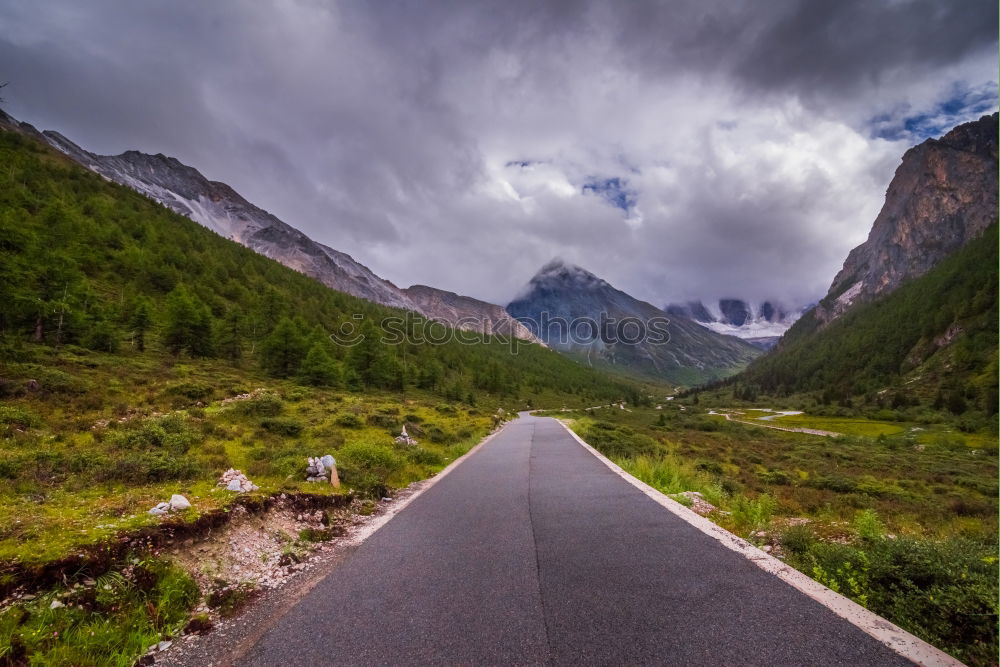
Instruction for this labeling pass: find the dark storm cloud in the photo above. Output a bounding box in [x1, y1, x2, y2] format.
[735, 0, 996, 95]
[0, 0, 995, 307]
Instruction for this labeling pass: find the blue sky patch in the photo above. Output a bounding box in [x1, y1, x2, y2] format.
[871, 83, 998, 142]
[582, 177, 637, 215]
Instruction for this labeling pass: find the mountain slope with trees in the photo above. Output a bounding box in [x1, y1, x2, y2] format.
[0, 124, 642, 404]
[719, 224, 997, 425]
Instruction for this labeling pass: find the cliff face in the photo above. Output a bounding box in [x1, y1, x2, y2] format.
[816, 113, 998, 323]
[402, 285, 542, 344]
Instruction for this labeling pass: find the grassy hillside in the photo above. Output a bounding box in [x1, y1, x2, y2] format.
[700, 224, 998, 429]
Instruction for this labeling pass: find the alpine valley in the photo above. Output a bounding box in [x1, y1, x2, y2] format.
[0, 79, 996, 667]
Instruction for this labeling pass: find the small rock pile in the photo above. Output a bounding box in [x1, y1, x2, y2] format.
[220, 388, 269, 405]
[149, 494, 192, 516]
[394, 425, 417, 446]
[675, 491, 717, 516]
[218, 469, 259, 492]
[305, 455, 336, 482]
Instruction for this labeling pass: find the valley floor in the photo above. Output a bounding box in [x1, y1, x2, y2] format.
[168, 414, 922, 666]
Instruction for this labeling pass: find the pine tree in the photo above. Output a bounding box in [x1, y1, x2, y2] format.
[348, 320, 401, 389]
[85, 316, 119, 353]
[260, 316, 308, 377]
[216, 309, 244, 365]
[130, 298, 152, 351]
[299, 341, 341, 387]
[163, 287, 214, 357]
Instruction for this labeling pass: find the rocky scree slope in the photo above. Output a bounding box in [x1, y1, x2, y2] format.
[403, 284, 542, 344]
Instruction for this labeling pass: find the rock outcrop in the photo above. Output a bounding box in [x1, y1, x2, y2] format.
[815, 112, 998, 323]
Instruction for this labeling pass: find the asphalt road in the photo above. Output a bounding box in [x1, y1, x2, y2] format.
[242, 414, 912, 666]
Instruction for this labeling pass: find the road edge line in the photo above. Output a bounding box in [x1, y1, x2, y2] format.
[554, 419, 963, 667]
[341, 418, 511, 542]
[200, 421, 512, 667]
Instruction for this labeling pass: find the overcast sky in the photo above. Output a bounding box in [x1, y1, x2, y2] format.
[1, 1, 996, 307]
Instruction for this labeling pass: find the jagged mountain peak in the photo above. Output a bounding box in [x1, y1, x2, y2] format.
[664, 298, 806, 349]
[931, 112, 998, 158]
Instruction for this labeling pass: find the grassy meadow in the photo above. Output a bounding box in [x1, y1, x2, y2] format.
[0, 342, 538, 665]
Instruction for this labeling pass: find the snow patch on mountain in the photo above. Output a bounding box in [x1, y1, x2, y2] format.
[665, 299, 807, 349]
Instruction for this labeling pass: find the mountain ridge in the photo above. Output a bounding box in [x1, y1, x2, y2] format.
[402, 284, 542, 344]
[713, 114, 999, 412]
[0, 110, 538, 343]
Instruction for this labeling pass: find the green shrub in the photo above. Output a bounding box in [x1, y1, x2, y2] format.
[853, 509, 885, 541]
[95, 451, 204, 484]
[335, 414, 363, 428]
[758, 468, 793, 485]
[406, 447, 444, 466]
[580, 421, 660, 458]
[166, 381, 214, 400]
[107, 414, 201, 454]
[729, 494, 776, 536]
[367, 413, 400, 428]
[338, 440, 404, 497]
[285, 387, 308, 402]
[230, 394, 284, 417]
[12, 365, 90, 395]
[298, 528, 336, 542]
[0, 406, 40, 430]
[809, 475, 857, 493]
[259, 417, 304, 437]
[798, 537, 998, 665]
[780, 523, 816, 555]
[426, 425, 456, 444]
